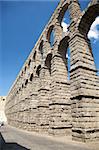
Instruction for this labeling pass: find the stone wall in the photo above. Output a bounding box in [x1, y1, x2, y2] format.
[5, 0, 99, 142]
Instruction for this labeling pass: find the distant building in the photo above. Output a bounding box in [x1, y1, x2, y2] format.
[0, 96, 7, 123]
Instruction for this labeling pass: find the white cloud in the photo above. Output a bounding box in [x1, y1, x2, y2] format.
[61, 22, 69, 33]
[88, 16, 99, 40]
[66, 53, 68, 58]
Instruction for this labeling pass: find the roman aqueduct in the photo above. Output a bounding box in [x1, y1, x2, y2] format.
[5, 0, 99, 142]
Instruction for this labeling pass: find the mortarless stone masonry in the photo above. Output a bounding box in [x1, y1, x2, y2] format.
[5, 0, 99, 142]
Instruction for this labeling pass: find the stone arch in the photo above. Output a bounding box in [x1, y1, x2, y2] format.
[57, 2, 70, 25]
[45, 53, 52, 75]
[33, 51, 37, 61]
[22, 84, 24, 88]
[58, 36, 69, 57]
[36, 65, 41, 77]
[19, 87, 21, 91]
[30, 73, 33, 81]
[25, 79, 28, 86]
[16, 90, 18, 94]
[46, 25, 55, 46]
[78, 3, 99, 36]
[28, 59, 31, 67]
[77, 2, 99, 73]
[24, 66, 27, 72]
[58, 36, 70, 79]
[39, 40, 44, 59]
[21, 71, 24, 76]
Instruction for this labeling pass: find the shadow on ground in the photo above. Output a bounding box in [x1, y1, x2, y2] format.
[0, 132, 30, 150]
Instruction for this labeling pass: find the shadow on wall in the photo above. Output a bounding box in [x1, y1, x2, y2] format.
[0, 132, 30, 150]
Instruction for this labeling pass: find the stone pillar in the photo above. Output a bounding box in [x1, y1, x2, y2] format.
[37, 65, 51, 134]
[69, 29, 99, 142]
[54, 22, 63, 44]
[49, 47, 71, 135]
[18, 80, 25, 129]
[69, 0, 81, 21]
[29, 76, 40, 132]
[68, 0, 99, 141]
[20, 80, 31, 130]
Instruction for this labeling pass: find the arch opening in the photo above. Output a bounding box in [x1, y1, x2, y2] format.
[58, 3, 69, 24]
[87, 16, 99, 76]
[21, 71, 23, 76]
[79, 5, 99, 76]
[30, 73, 33, 81]
[58, 3, 70, 35]
[36, 65, 41, 77]
[25, 79, 28, 86]
[47, 25, 54, 47]
[45, 53, 52, 75]
[79, 4, 99, 36]
[24, 66, 27, 72]
[39, 40, 44, 59]
[33, 51, 36, 61]
[28, 59, 31, 67]
[78, 2, 99, 75]
[66, 48, 70, 80]
[58, 36, 70, 80]
[19, 88, 21, 91]
[22, 84, 24, 88]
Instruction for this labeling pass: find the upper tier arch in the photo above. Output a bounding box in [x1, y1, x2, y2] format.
[78, 0, 99, 36]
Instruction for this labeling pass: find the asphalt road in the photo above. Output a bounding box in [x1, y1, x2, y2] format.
[0, 125, 97, 150]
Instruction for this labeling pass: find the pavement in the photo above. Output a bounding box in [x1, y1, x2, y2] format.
[0, 125, 99, 150]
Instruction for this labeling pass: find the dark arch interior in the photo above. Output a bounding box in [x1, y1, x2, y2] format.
[22, 84, 24, 88]
[36, 65, 41, 77]
[19, 88, 21, 91]
[39, 40, 43, 58]
[78, 4, 99, 75]
[30, 73, 33, 81]
[21, 71, 23, 76]
[58, 36, 70, 80]
[47, 25, 54, 47]
[45, 53, 52, 75]
[28, 59, 31, 66]
[58, 3, 69, 25]
[25, 79, 28, 86]
[33, 51, 36, 61]
[16, 91, 18, 94]
[79, 5, 99, 36]
[24, 66, 27, 72]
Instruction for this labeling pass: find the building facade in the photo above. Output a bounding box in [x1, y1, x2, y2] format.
[5, 0, 99, 142]
[0, 96, 7, 123]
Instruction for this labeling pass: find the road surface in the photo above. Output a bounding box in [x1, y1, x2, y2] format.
[0, 125, 98, 150]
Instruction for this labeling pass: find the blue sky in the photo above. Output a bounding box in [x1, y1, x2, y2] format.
[0, 0, 99, 96]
